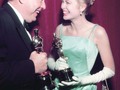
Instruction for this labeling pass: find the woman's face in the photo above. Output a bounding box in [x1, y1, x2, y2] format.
[61, 0, 82, 20]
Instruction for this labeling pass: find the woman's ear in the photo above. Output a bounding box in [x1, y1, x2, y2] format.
[80, 2, 87, 13]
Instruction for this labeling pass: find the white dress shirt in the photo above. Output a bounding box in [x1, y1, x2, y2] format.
[8, 2, 32, 40]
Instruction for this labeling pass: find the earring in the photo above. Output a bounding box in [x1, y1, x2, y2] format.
[80, 11, 83, 16]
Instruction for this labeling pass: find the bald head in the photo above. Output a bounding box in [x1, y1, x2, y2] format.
[8, 0, 46, 23]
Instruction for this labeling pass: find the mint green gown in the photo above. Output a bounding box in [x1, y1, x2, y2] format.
[54, 24, 98, 90]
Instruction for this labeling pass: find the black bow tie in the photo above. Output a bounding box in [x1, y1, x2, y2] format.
[23, 21, 30, 30]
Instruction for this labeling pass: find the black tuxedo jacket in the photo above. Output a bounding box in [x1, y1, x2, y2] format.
[0, 3, 43, 90]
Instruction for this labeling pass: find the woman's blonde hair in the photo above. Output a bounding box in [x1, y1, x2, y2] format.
[79, 0, 95, 15]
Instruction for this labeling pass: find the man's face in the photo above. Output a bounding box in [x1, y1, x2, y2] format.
[22, 0, 46, 23]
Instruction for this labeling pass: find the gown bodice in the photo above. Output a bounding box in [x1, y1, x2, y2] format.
[54, 24, 99, 90]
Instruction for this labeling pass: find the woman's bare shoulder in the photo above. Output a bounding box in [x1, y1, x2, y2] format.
[94, 25, 109, 45]
[55, 24, 69, 37]
[94, 25, 108, 38]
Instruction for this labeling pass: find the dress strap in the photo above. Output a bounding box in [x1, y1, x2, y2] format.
[88, 24, 98, 39]
[59, 24, 63, 38]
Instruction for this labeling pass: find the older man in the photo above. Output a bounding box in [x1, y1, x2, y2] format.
[0, 0, 47, 90]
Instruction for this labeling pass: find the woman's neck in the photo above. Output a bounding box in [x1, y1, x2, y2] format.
[70, 16, 89, 31]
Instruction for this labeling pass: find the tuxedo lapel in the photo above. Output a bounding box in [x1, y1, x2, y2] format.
[3, 3, 32, 52]
[17, 24, 33, 52]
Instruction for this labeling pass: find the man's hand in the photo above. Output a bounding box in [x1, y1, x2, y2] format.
[30, 51, 47, 73]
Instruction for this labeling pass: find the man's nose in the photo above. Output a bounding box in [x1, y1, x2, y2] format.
[41, 1, 46, 10]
